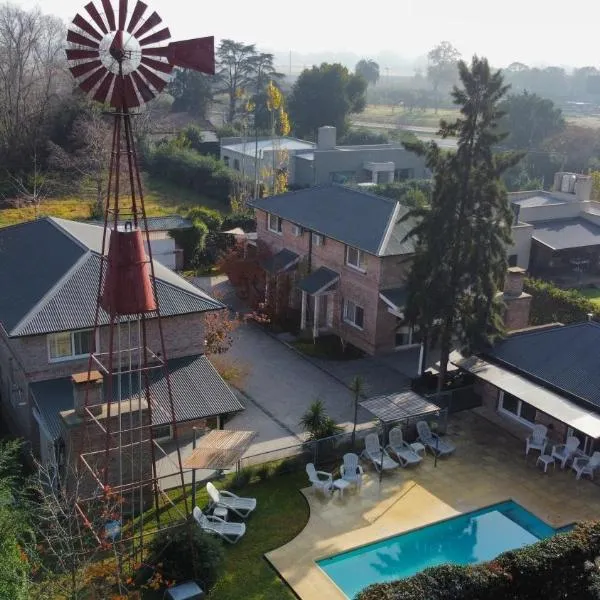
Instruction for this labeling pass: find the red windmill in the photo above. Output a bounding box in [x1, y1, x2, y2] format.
[64, 0, 214, 568]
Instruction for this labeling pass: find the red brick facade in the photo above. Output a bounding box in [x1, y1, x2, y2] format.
[255, 208, 412, 355]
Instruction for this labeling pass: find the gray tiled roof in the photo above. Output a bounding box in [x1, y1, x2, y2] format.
[31, 354, 244, 440]
[0, 218, 223, 337]
[298, 267, 339, 295]
[532, 218, 600, 251]
[250, 185, 414, 256]
[485, 322, 600, 410]
[260, 249, 299, 274]
[90, 215, 192, 231]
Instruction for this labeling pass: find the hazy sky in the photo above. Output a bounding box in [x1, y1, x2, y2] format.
[15, 0, 600, 70]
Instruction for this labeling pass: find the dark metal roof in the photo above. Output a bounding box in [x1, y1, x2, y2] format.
[485, 322, 600, 411]
[31, 354, 244, 441]
[380, 287, 408, 310]
[360, 391, 441, 424]
[532, 218, 600, 250]
[297, 267, 339, 295]
[13, 254, 221, 336]
[1, 218, 223, 337]
[250, 185, 413, 256]
[260, 249, 299, 274]
[90, 215, 193, 231]
[0, 219, 85, 333]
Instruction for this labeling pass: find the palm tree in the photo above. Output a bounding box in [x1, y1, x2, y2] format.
[300, 400, 343, 441]
[355, 59, 380, 86]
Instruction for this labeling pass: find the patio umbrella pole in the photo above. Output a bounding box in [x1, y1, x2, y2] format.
[380, 420, 385, 484]
[191, 427, 198, 509]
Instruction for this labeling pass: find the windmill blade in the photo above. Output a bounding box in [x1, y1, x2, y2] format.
[118, 0, 128, 31]
[85, 2, 108, 34]
[70, 59, 103, 78]
[133, 10, 161, 39]
[72, 14, 103, 41]
[66, 48, 100, 60]
[80, 66, 107, 92]
[138, 64, 169, 93]
[131, 71, 155, 103]
[67, 30, 100, 49]
[94, 72, 115, 103]
[101, 0, 117, 30]
[126, 0, 147, 33]
[163, 36, 215, 74]
[138, 27, 170, 47]
[140, 56, 172, 74]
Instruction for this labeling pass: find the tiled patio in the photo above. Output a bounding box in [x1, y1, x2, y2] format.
[266, 410, 600, 600]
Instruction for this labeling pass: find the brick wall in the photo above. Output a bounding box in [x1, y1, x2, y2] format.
[502, 294, 533, 330]
[255, 208, 411, 354]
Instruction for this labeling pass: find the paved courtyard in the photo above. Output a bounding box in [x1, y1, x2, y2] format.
[267, 410, 600, 600]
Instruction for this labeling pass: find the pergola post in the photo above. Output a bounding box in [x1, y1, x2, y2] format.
[313, 294, 320, 339]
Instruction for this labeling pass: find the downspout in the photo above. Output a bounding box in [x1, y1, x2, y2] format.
[307, 229, 313, 274]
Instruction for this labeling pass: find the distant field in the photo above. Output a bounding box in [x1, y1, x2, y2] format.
[354, 104, 600, 130]
[0, 175, 225, 228]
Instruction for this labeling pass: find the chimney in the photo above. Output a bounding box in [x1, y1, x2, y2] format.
[317, 126, 336, 150]
[504, 266, 526, 297]
[501, 267, 532, 331]
[575, 175, 593, 202]
[71, 371, 104, 417]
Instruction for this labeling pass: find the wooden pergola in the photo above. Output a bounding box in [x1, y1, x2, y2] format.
[183, 430, 257, 471]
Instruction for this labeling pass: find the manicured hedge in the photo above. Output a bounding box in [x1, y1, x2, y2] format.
[146, 145, 240, 204]
[524, 277, 597, 325]
[356, 521, 600, 600]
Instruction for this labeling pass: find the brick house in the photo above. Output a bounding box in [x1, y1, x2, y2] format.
[249, 185, 418, 355]
[0, 217, 243, 464]
[453, 271, 600, 457]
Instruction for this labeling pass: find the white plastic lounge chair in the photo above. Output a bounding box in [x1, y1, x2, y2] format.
[362, 433, 399, 472]
[571, 451, 600, 480]
[306, 463, 333, 495]
[206, 482, 257, 519]
[416, 421, 455, 457]
[386, 426, 423, 467]
[193, 506, 246, 544]
[340, 453, 363, 489]
[525, 424, 548, 456]
[551, 436, 580, 469]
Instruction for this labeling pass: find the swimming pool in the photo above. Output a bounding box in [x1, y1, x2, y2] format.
[318, 501, 564, 599]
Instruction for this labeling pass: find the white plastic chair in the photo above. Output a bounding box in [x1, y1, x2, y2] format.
[416, 421, 455, 457]
[362, 433, 399, 472]
[386, 426, 423, 467]
[305, 463, 333, 495]
[571, 451, 600, 480]
[340, 453, 363, 489]
[193, 506, 246, 544]
[551, 436, 580, 469]
[525, 424, 548, 457]
[206, 482, 257, 518]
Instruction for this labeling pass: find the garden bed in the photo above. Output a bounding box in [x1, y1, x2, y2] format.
[293, 334, 364, 361]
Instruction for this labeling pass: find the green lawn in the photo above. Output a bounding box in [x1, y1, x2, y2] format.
[576, 287, 600, 306]
[142, 470, 310, 600]
[0, 173, 228, 228]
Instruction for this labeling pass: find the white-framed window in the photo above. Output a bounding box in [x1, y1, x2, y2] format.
[292, 224, 303, 237]
[153, 424, 173, 442]
[343, 299, 364, 329]
[346, 246, 366, 271]
[48, 329, 95, 362]
[267, 213, 282, 234]
[312, 233, 324, 246]
[498, 390, 536, 425]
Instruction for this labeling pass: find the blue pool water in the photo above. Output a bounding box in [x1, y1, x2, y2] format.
[318, 501, 563, 599]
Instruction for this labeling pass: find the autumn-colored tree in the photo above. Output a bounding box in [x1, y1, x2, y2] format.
[204, 302, 243, 356]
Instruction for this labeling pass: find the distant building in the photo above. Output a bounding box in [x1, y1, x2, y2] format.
[220, 126, 429, 189]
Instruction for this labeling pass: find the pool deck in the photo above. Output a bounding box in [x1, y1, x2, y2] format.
[266, 411, 600, 600]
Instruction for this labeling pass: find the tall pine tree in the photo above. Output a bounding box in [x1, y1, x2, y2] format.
[403, 56, 523, 393]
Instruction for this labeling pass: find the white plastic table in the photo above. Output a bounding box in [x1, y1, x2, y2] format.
[213, 506, 229, 520]
[333, 478, 352, 498]
[410, 442, 426, 457]
[537, 454, 556, 473]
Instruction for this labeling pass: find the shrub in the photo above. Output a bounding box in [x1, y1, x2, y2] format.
[147, 525, 224, 592]
[524, 277, 597, 325]
[209, 355, 250, 387]
[357, 522, 600, 600]
[273, 458, 300, 476]
[256, 464, 271, 482]
[300, 400, 344, 441]
[229, 467, 253, 490]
